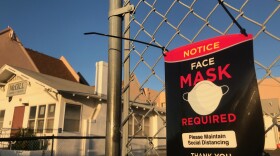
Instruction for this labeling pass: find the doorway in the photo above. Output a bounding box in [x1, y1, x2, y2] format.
[11, 106, 25, 136]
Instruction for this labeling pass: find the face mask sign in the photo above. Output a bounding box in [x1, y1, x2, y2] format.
[182, 80, 229, 115]
[164, 34, 265, 156]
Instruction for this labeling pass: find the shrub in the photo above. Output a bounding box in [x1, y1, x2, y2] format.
[9, 128, 47, 150]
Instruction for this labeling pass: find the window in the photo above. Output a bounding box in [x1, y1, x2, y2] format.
[128, 114, 150, 136]
[64, 104, 81, 132]
[161, 102, 166, 108]
[143, 116, 150, 136]
[134, 115, 142, 136]
[28, 106, 37, 130]
[46, 104, 55, 133]
[0, 110, 5, 129]
[37, 105, 46, 133]
[28, 104, 56, 133]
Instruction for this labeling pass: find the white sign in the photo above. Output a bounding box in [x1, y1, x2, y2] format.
[182, 130, 237, 148]
[6, 81, 28, 97]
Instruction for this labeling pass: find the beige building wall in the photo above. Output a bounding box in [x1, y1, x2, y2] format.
[258, 77, 280, 149]
[258, 78, 280, 99]
[0, 75, 59, 136]
[0, 65, 102, 155]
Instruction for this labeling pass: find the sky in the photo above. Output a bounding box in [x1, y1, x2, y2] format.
[1, 0, 280, 89]
[1, 0, 109, 85]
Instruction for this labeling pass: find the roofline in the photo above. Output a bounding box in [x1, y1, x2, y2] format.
[60, 56, 80, 82]
[58, 90, 105, 101]
[21, 46, 40, 73]
[1, 27, 40, 72]
[1, 64, 57, 92]
[0, 27, 11, 35]
[0, 64, 104, 101]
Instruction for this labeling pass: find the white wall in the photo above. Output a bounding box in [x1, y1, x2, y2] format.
[95, 61, 108, 96]
[0, 76, 58, 132]
[86, 102, 107, 156]
[55, 95, 102, 156]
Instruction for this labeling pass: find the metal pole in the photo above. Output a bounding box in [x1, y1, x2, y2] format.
[121, 2, 130, 155]
[51, 134, 54, 156]
[105, 0, 123, 156]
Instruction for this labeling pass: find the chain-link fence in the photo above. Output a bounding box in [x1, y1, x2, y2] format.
[0, 129, 52, 156]
[0, 128, 106, 156]
[119, 0, 280, 155]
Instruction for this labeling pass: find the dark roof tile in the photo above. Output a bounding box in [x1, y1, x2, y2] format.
[26, 48, 77, 82]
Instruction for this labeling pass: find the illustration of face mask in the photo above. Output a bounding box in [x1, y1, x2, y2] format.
[182, 80, 229, 115]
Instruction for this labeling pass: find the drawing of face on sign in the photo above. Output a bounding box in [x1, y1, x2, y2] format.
[182, 80, 229, 115]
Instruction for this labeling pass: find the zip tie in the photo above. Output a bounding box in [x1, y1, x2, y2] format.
[218, 0, 248, 36]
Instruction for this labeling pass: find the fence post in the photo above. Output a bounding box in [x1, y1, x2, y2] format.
[121, 1, 130, 155]
[51, 134, 54, 156]
[105, 0, 123, 156]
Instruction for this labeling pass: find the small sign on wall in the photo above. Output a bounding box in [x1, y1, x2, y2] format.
[6, 81, 28, 97]
[164, 34, 265, 156]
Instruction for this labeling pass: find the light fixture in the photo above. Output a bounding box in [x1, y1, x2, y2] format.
[22, 103, 29, 106]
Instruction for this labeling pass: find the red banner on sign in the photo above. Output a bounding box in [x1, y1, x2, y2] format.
[165, 34, 253, 63]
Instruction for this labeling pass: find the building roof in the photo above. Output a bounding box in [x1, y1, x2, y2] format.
[0, 64, 99, 99]
[26, 48, 77, 82]
[0, 27, 38, 72]
[127, 74, 166, 113]
[0, 27, 88, 85]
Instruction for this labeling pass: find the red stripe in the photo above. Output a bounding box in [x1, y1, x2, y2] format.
[164, 34, 253, 63]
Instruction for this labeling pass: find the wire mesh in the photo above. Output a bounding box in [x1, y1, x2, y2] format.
[121, 0, 280, 155]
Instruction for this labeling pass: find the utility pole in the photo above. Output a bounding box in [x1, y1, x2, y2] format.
[105, 0, 122, 155]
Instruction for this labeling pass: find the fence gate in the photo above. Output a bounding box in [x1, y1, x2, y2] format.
[114, 0, 280, 155]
